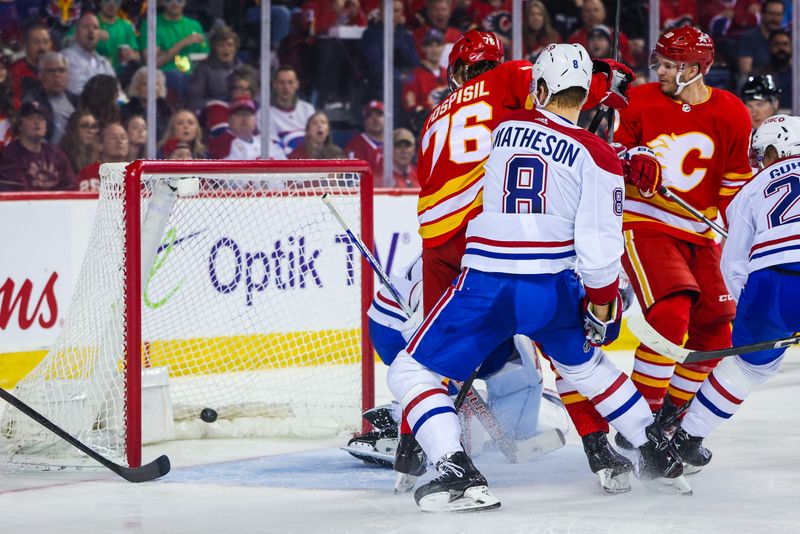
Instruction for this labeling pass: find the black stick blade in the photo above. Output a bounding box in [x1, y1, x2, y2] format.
[114, 455, 171, 483]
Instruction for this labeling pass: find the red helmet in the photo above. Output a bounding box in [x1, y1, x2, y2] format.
[447, 30, 504, 89]
[653, 27, 714, 75]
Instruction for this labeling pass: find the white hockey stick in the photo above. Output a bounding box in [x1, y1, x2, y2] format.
[627, 315, 800, 364]
[321, 194, 519, 462]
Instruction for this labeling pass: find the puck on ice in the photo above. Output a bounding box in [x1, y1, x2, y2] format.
[200, 408, 218, 423]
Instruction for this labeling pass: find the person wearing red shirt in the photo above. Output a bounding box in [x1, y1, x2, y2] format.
[567, 0, 633, 66]
[614, 28, 752, 447]
[9, 23, 52, 110]
[345, 100, 385, 184]
[391, 128, 418, 188]
[403, 29, 447, 115]
[412, 0, 461, 59]
[76, 122, 129, 192]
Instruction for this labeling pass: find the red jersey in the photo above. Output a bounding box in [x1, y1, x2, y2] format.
[9, 58, 36, 110]
[76, 161, 102, 192]
[416, 59, 533, 248]
[403, 64, 448, 112]
[616, 82, 752, 245]
[345, 133, 383, 184]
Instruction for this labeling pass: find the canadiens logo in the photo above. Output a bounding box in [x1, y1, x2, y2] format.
[534, 117, 548, 124]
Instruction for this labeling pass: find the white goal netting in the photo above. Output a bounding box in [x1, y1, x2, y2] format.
[0, 162, 370, 466]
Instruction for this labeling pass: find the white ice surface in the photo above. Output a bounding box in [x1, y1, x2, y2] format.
[1, 350, 799, 534]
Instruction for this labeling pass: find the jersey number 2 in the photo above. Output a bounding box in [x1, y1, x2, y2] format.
[766, 175, 800, 228]
[503, 155, 548, 214]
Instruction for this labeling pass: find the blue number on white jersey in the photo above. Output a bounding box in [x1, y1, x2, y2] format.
[502, 155, 548, 214]
[766, 175, 800, 228]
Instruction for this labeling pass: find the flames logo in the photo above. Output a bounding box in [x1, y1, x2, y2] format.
[648, 132, 715, 191]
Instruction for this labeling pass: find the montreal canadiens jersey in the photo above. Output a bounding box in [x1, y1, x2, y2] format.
[366, 255, 423, 336]
[416, 59, 534, 248]
[721, 155, 800, 301]
[462, 108, 625, 297]
[616, 83, 752, 245]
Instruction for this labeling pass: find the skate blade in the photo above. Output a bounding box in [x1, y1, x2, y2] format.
[642, 475, 693, 496]
[340, 446, 394, 467]
[515, 429, 566, 463]
[597, 468, 631, 495]
[682, 463, 704, 476]
[418, 486, 501, 513]
[394, 472, 417, 493]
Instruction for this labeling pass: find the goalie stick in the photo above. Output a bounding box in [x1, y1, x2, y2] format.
[0, 386, 170, 482]
[627, 315, 800, 364]
[321, 194, 520, 463]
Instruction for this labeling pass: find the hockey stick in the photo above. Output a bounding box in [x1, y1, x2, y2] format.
[321, 195, 519, 462]
[627, 314, 800, 364]
[0, 386, 170, 482]
[658, 185, 728, 238]
[588, 0, 622, 138]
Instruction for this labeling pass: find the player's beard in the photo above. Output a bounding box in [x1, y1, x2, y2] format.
[658, 78, 678, 96]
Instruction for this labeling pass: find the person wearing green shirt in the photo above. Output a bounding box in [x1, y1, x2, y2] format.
[63, 0, 140, 73]
[139, 0, 208, 74]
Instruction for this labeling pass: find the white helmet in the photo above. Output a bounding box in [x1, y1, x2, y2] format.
[531, 43, 592, 108]
[751, 114, 800, 168]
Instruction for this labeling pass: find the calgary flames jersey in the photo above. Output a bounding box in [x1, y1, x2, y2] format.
[616, 82, 752, 245]
[416, 59, 534, 248]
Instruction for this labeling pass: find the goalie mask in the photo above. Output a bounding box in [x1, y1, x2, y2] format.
[751, 114, 800, 168]
[530, 43, 592, 108]
[649, 27, 714, 96]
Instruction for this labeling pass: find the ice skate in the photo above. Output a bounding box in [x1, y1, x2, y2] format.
[414, 451, 500, 512]
[393, 434, 427, 493]
[582, 431, 634, 494]
[671, 427, 712, 474]
[636, 423, 692, 495]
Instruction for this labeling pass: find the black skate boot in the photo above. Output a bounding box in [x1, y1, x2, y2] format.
[582, 432, 634, 494]
[636, 422, 692, 495]
[671, 427, 712, 474]
[342, 404, 399, 467]
[393, 433, 427, 493]
[614, 431, 635, 450]
[413, 451, 500, 512]
[362, 403, 399, 432]
[654, 397, 681, 437]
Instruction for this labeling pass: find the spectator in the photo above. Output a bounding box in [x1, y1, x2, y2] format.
[403, 29, 447, 123]
[586, 25, 612, 60]
[523, 0, 562, 60]
[660, 0, 698, 29]
[62, 12, 116, 96]
[186, 25, 244, 112]
[270, 66, 315, 157]
[0, 85, 14, 150]
[224, 97, 261, 160]
[159, 109, 205, 159]
[391, 127, 418, 188]
[468, 0, 512, 51]
[358, 0, 419, 117]
[76, 122, 129, 192]
[0, 101, 75, 192]
[753, 29, 793, 110]
[139, 0, 209, 99]
[567, 0, 633, 66]
[80, 74, 121, 127]
[229, 65, 260, 102]
[737, 0, 786, 79]
[125, 114, 147, 160]
[9, 23, 53, 109]
[702, 0, 761, 39]
[60, 109, 100, 174]
[163, 138, 194, 160]
[345, 100, 384, 184]
[121, 66, 173, 141]
[22, 52, 79, 144]
[740, 74, 781, 131]
[289, 111, 344, 159]
[412, 0, 461, 62]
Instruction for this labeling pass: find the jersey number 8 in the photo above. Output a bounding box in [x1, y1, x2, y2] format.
[503, 155, 548, 214]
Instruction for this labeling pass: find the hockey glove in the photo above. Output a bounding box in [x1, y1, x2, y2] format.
[582, 293, 623, 348]
[583, 59, 635, 111]
[614, 145, 662, 198]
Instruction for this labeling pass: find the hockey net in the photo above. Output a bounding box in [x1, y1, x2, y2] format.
[0, 160, 374, 468]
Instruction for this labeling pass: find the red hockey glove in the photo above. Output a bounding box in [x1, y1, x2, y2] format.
[583, 59, 635, 111]
[582, 292, 623, 348]
[614, 145, 662, 198]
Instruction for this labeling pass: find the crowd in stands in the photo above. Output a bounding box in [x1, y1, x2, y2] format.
[0, 0, 794, 192]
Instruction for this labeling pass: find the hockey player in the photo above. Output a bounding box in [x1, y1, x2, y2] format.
[741, 74, 782, 132]
[614, 27, 753, 445]
[388, 43, 689, 512]
[411, 28, 641, 494]
[670, 114, 800, 469]
[343, 256, 567, 469]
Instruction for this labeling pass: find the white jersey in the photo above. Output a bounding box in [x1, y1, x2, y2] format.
[366, 255, 422, 337]
[462, 108, 625, 293]
[721, 155, 800, 301]
[268, 99, 316, 157]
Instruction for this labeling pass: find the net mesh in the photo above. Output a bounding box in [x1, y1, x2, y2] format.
[0, 162, 366, 465]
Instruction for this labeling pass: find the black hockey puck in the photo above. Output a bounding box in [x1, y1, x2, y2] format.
[200, 408, 218, 423]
